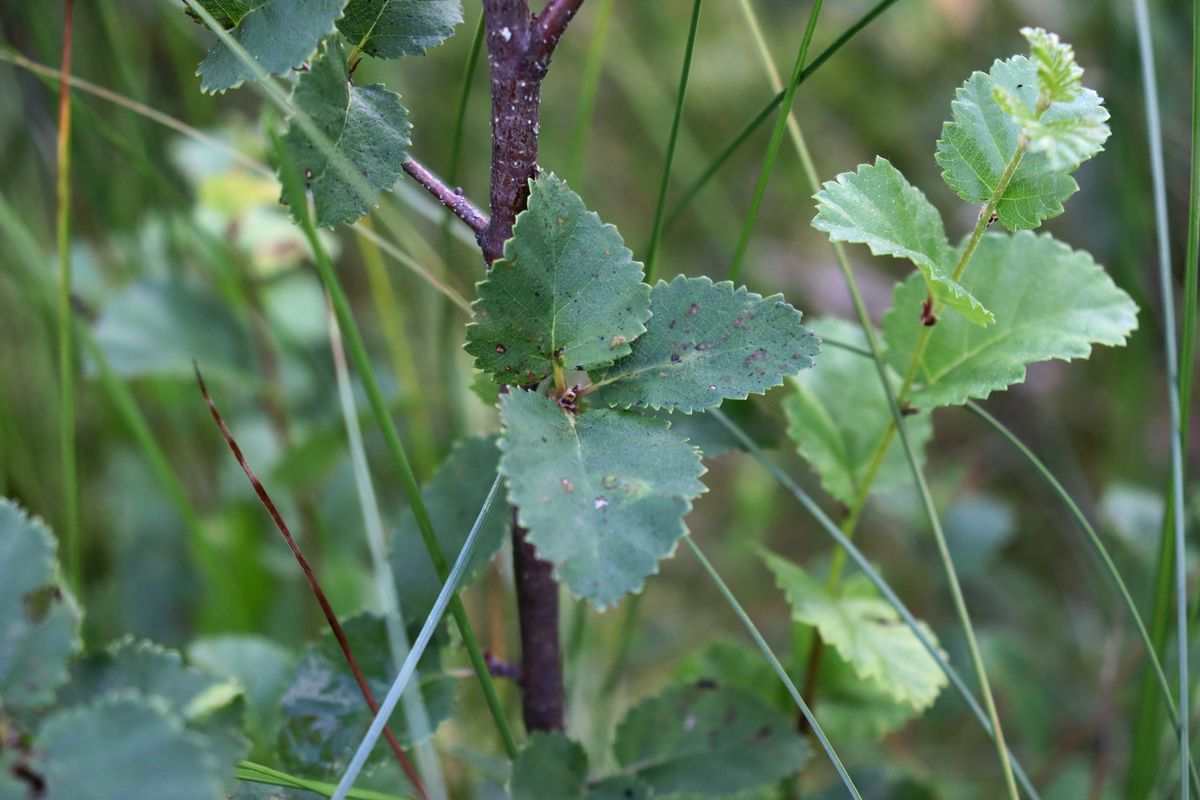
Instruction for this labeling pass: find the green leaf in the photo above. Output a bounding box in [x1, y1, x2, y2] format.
[613, 682, 810, 796]
[595, 276, 819, 413]
[510, 733, 588, 800]
[1020, 27, 1083, 103]
[783, 318, 932, 506]
[0, 499, 81, 714]
[281, 37, 412, 228]
[499, 390, 706, 610]
[390, 435, 509, 624]
[187, 1, 271, 28]
[58, 637, 249, 781]
[36, 693, 226, 800]
[189, 635, 298, 753]
[278, 614, 456, 776]
[883, 232, 1138, 409]
[936, 55, 1107, 230]
[812, 158, 992, 326]
[640, 398, 780, 461]
[466, 174, 651, 385]
[338, 0, 463, 59]
[196, 0, 345, 94]
[585, 777, 654, 800]
[763, 552, 946, 711]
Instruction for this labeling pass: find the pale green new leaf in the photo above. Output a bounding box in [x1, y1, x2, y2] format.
[596, 276, 819, 412]
[0, 499, 81, 714]
[195, 0, 345, 94]
[510, 733, 588, 800]
[883, 232, 1138, 409]
[467, 174, 651, 385]
[783, 318, 932, 506]
[613, 682, 810, 796]
[390, 435, 509, 624]
[278, 614, 456, 775]
[37, 693, 226, 800]
[812, 157, 992, 326]
[1022, 27, 1083, 103]
[282, 38, 412, 228]
[936, 56, 1107, 230]
[763, 552, 947, 711]
[499, 390, 706, 609]
[339, 0, 463, 59]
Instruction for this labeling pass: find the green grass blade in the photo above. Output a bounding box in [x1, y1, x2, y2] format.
[711, 409, 1041, 800]
[728, 0, 823, 283]
[683, 536, 863, 799]
[1131, 2, 1191, 795]
[237, 760, 414, 800]
[328, 308, 449, 800]
[644, 0, 703, 282]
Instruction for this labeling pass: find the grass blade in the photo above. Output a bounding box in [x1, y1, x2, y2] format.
[237, 760, 413, 800]
[644, 0, 703, 282]
[330, 475, 505, 800]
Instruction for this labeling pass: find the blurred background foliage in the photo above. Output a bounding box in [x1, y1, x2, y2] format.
[0, 0, 1197, 797]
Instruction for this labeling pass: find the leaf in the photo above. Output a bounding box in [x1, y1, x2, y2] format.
[0, 499, 81, 714]
[58, 637, 250, 780]
[281, 38, 412, 228]
[613, 682, 810, 796]
[338, 0, 463, 59]
[640, 398, 781, 461]
[585, 777, 654, 800]
[882, 232, 1138, 409]
[783, 318, 932, 506]
[195, 0, 345, 94]
[390, 435, 510, 624]
[466, 174, 651, 385]
[278, 614, 456, 776]
[596, 276, 819, 413]
[498, 390, 706, 610]
[812, 158, 992, 326]
[763, 552, 946, 711]
[1020, 27, 1083, 103]
[936, 55, 1107, 230]
[36, 693, 226, 800]
[510, 732, 588, 800]
[189, 635, 298, 753]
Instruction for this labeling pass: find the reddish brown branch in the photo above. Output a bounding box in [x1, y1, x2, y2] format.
[402, 157, 489, 239]
[533, 0, 586, 58]
[193, 364, 429, 800]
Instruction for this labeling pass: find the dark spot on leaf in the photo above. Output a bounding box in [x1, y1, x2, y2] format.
[743, 348, 767, 369]
[669, 319, 677, 329]
[687, 303, 700, 317]
[496, 344, 507, 354]
[756, 724, 773, 740]
[670, 354, 681, 363]
[696, 678, 719, 690]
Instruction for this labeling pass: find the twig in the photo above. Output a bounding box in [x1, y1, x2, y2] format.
[193, 363, 429, 800]
[402, 157, 488, 238]
[533, 0, 586, 58]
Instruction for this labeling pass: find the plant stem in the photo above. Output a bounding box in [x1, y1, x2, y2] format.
[512, 515, 565, 731]
[644, 0, 703, 282]
[728, 0, 823, 284]
[55, 0, 79, 591]
[402, 158, 489, 237]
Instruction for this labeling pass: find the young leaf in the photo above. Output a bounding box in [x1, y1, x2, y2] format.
[612, 682, 810, 796]
[498, 390, 706, 610]
[812, 157, 992, 326]
[36, 693, 226, 800]
[936, 54, 1108, 230]
[278, 614, 456, 775]
[883, 232, 1138, 409]
[281, 38, 412, 228]
[763, 552, 947, 711]
[783, 318, 932, 506]
[195, 0, 345, 94]
[0, 498, 81, 714]
[338, 0, 463, 59]
[595, 276, 819, 413]
[1021, 26, 1083, 104]
[390, 435, 510, 624]
[466, 174, 651, 386]
[510, 732, 588, 800]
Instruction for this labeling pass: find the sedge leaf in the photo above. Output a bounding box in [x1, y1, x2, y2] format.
[613, 682, 810, 796]
[510, 732, 588, 800]
[783, 318, 932, 506]
[499, 390, 706, 610]
[338, 0, 463, 59]
[466, 174, 651, 385]
[812, 157, 992, 326]
[764, 552, 947, 712]
[195, 0, 345, 94]
[595, 275, 819, 412]
[0, 499, 81, 714]
[281, 38, 412, 228]
[883, 232, 1138, 409]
